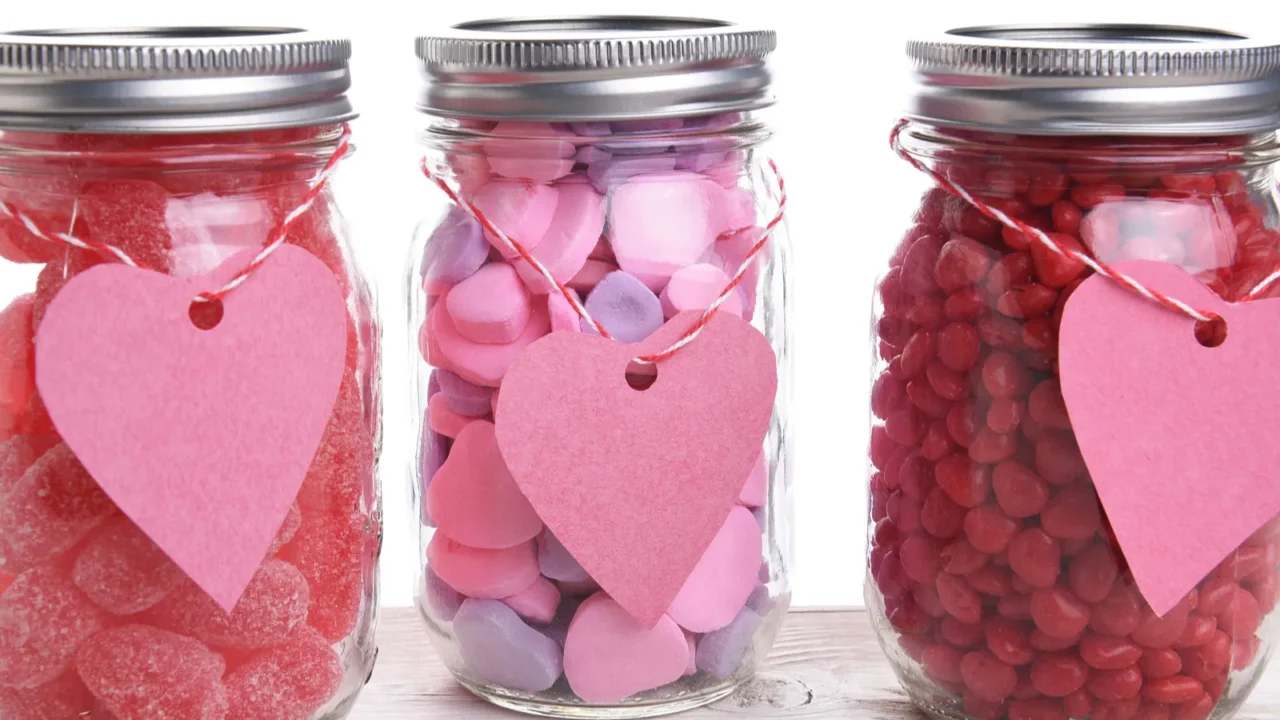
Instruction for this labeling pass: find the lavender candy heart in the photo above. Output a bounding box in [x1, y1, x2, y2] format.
[575, 145, 612, 165]
[454, 599, 564, 692]
[696, 606, 763, 680]
[745, 584, 774, 615]
[436, 369, 495, 418]
[582, 271, 664, 343]
[423, 206, 489, 291]
[424, 566, 465, 621]
[419, 424, 448, 528]
[587, 157, 678, 194]
[538, 530, 590, 583]
[428, 370, 443, 398]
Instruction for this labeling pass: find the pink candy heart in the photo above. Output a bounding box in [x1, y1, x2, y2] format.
[1060, 260, 1280, 615]
[35, 246, 347, 610]
[563, 593, 688, 703]
[496, 311, 776, 626]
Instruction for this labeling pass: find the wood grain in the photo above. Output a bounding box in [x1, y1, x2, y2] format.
[350, 608, 1280, 719]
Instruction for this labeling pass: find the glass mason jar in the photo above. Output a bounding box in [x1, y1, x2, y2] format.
[409, 17, 792, 719]
[869, 26, 1280, 720]
[0, 30, 379, 718]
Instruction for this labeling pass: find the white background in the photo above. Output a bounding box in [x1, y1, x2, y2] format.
[0, 2, 1256, 608]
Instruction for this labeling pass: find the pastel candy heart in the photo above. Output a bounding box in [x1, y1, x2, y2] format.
[695, 606, 763, 680]
[538, 530, 590, 583]
[34, 246, 347, 610]
[423, 566, 465, 622]
[436, 369, 495, 417]
[659, 263, 744, 320]
[667, 506, 763, 633]
[512, 183, 606, 293]
[563, 593, 688, 703]
[707, 186, 757, 237]
[427, 421, 542, 550]
[569, 122, 612, 137]
[446, 263, 533, 345]
[704, 227, 767, 321]
[429, 300, 551, 388]
[423, 206, 489, 294]
[428, 400, 482, 439]
[745, 583, 774, 614]
[472, 180, 558, 256]
[610, 172, 719, 291]
[739, 452, 767, 508]
[575, 145, 611, 165]
[1059, 259, 1280, 614]
[496, 312, 776, 627]
[587, 157, 678, 194]
[548, 292, 583, 334]
[482, 122, 576, 183]
[503, 576, 561, 624]
[582, 271, 665, 343]
[427, 534, 540, 599]
[454, 598, 563, 693]
[568, 260, 617, 292]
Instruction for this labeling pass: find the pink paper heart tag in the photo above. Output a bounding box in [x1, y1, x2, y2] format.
[495, 311, 777, 627]
[1060, 259, 1280, 615]
[35, 245, 347, 610]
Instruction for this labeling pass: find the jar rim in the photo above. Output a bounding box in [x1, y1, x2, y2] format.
[415, 15, 776, 121]
[907, 24, 1280, 136]
[0, 27, 355, 134]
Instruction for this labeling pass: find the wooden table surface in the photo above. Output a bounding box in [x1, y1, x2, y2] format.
[350, 608, 1280, 718]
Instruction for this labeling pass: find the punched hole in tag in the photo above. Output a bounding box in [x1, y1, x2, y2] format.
[1195, 315, 1228, 348]
[626, 359, 657, 391]
[189, 297, 225, 331]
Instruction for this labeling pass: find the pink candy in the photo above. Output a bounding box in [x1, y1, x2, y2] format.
[511, 182, 606, 293]
[224, 626, 343, 720]
[483, 122, 576, 183]
[609, 172, 720, 291]
[667, 506, 764, 633]
[446, 263, 533, 344]
[429, 301, 552, 388]
[564, 593, 688, 703]
[503, 576, 562, 624]
[148, 559, 310, 648]
[660, 263, 744, 319]
[0, 566, 106, 688]
[0, 443, 115, 572]
[72, 516, 186, 615]
[428, 533, 540, 599]
[472, 180, 558, 254]
[427, 421, 543, 550]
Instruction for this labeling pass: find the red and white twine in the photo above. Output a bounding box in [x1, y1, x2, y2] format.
[421, 159, 787, 364]
[889, 118, 1257, 323]
[0, 124, 352, 304]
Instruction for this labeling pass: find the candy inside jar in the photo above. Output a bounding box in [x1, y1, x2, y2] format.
[0, 29, 378, 720]
[411, 17, 792, 719]
[870, 24, 1280, 720]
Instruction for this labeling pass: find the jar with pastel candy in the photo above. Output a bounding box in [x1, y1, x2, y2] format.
[0, 29, 379, 718]
[410, 17, 791, 718]
[869, 26, 1280, 720]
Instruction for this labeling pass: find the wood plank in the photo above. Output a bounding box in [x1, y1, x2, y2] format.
[350, 608, 1280, 718]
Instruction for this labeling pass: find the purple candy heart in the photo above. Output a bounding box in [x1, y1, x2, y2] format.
[436, 369, 495, 417]
[612, 118, 685, 134]
[454, 599, 564, 692]
[428, 370, 442, 398]
[587, 157, 678, 193]
[695, 606, 763, 680]
[424, 566, 465, 621]
[745, 583, 773, 615]
[419, 425, 449, 528]
[423, 206, 489, 291]
[575, 146, 612, 165]
[581, 271, 664, 343]
[537, 530, 590, 583]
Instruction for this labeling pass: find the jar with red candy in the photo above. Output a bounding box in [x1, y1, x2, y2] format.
[0, 29, 379, 718]
[869, 25, 1280, 720]
[410, 17, 792, 718]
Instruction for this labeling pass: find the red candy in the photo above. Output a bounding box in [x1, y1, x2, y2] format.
[77, 624, 227, 720]
[149, 559, 310, 648]
[0, 566, 106, 689]
[72, 516, 186, 615]
[224, 626, 343, 719]
[0, 443, 115, 572]
[1030, 585, 1090, 639]
[1007, 529, 1061, 589]
[282, 510, 368, 642]
[960, 650, 1018, 702]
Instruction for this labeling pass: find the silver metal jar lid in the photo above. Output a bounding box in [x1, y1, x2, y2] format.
[0, 27, 355, 133]
[416, 16, 776, 121]
[907, 25, 1280, 135]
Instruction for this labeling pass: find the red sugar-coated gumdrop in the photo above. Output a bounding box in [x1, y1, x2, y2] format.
[224, 625, 343, 720]
[0, 671, 95, 719]
[0, 435, 57, 498]
[79, 179, 174, 272]
[78, 624, 227, 720]
[149, 559, 309, 649]
[32, 248, 103, 331]
[72, 516, 186, 615]
[297, 373, 373, 514]
[0, 566, 106, 689]
[0, 443, 116, 572]
[281, 509, 368, 642]
[269, 503, 302, 556]
[0, 295, 35, 415]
